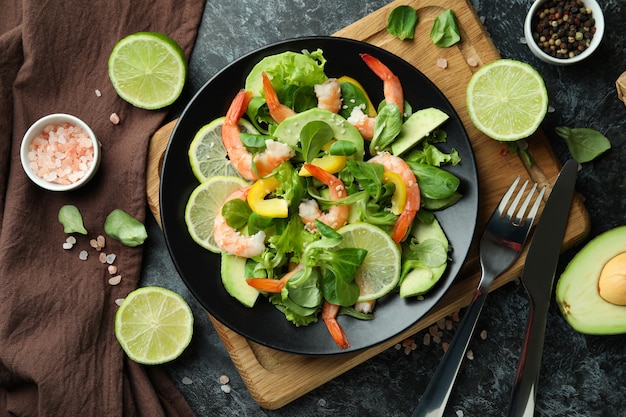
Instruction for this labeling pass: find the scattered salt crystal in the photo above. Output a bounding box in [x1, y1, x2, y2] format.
[445, 319, 453, 330]
[442, 342, 450, 352]
[456, 410, 464, 417]
[95, 89, 102, 97]
[219, 375, 230, 385]
[423, 333, 431, 346]
[466, 57, 478, 67]
[519, 37, 527, 45]
[433, 335, 441, 344]
[182, 377, 193, 385]
[436, 318, 446, 329]
[466, 349, 474, 360]
[110, 112, 120, 125]
[220, 384, 231, 394]
[436, 58, 448, 69]
[317, 398, 327, 407]
[480, 330, 488, 340]
[106, 253, 116, 264]
[97, 235, 105, 248]
[548, 106, 556, 113]
[79, 250, 88, 260]
[99, 252, 108, 263]
[108, 265, 118, 275]
[66, 236, 77, 244]
[63, 242, 74, 250]
[394, 343, 402, 350]
[90, 239, 100, 250]
[115, 298, 125, 306]
[108, 275, 122, 285]
[451, 311, 460, 322]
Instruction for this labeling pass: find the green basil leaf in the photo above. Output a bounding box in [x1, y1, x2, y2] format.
[239, 133, 268, 152]
[104, 209, 147, 247]
[387, 5, 418, 40]
[409, 162, 460, 199]
[430, 9, 460, 47]
[300, 120, 334, 163]
[338, 82, 371, 119]
[58, 205, 88, 235]
[221, 198, 252, 229]
[370, 103, 403, 154]
[329, 140, 357, 156]
[555, 126, 611, 163]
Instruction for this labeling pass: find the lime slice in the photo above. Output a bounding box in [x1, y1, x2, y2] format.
[108, 32, 187, 110]
[466, 59, 548, 141]
[336, 223, 401, 302]
[185, 175, 249, 253]
[188, 117, 258, 182]
[115, 286, 193, 365]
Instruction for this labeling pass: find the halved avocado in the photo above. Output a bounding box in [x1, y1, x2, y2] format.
[221, 253, 259, 307]
[390, 108, 449, 156]
[556, 226, 626, 334]
[399, 216, 449, 298]
[273, 108, 364, 160]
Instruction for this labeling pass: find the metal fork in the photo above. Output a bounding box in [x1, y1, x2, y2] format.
[412, 176, 546, 417]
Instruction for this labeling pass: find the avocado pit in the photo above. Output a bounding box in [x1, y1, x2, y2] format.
[598, 252, 626, 305]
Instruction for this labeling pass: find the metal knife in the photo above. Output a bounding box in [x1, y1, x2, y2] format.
[506, 159, 578, 417]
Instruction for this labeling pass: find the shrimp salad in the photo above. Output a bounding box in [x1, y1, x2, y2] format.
[187, 48, 463, 349]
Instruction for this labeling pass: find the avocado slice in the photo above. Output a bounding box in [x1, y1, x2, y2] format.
[221, 253, 259, 307]
[556, 226, 626, 334]
[273, 108, 364, 160]
[391, 107, 449, 156]
[399, 216, 449, 298]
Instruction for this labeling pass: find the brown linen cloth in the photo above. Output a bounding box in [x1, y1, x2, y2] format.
[0, 0, 206, 415]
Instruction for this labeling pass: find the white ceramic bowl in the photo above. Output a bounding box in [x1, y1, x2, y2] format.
[20, 113, 101, 191]
[524, 0, 604, 65]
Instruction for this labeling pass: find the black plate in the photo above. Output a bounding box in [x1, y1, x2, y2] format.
[161, 36, 479, 355]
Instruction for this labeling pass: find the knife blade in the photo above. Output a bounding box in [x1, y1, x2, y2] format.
[506, 159, 578, 417]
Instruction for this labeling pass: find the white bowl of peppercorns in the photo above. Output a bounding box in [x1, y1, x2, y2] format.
[525, 0, 604, 65]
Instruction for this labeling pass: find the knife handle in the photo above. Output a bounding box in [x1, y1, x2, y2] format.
[412, 287, 490, 417]
[506, 299, 551, 417]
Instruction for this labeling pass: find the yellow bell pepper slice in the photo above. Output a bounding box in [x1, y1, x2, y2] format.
[382, 171, 407, 215]
[247, 176, 288, 218]
[299, 141, 347, 176]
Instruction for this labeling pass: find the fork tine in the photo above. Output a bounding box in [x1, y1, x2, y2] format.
[506, 179, 529, 220]
[512, 182, 538, 226]
[498, 176, 521, 214]
[525, 184, 546, 224]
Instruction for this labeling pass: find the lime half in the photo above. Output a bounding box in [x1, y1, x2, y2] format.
[188, 117, 258, 182]
[466, 59, 548, 141]
[185, 175, 249, 253]
[108, 32, 187, 110]
[115, 286, 193, 365]
[336, 222, 401, 302]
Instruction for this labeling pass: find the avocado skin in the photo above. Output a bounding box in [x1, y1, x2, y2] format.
[556, 226, 626, 335]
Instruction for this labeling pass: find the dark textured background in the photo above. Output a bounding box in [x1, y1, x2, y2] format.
[142, 1, 626, 415]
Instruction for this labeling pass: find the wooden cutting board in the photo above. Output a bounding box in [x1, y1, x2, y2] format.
[145, 0, 590, 410]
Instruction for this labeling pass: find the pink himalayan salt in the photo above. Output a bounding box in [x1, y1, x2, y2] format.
[27, 122, 94, 185]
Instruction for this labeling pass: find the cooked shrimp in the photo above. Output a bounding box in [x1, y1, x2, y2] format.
[246, 263, 304, 293]
[314, 78, 342, 113]
[223, 89, 295, 181]
[359, 53, 404, 113]
[347, 106, 376, 140]
[262, 72, 296, 123]
[322, 300, 350, 349]
[354, 300, 375, 314]
[213, 186, 267, 258]
[345, 54, 404, 140]
[368, 152, 420, 243]
[298, 163, 349, 232]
